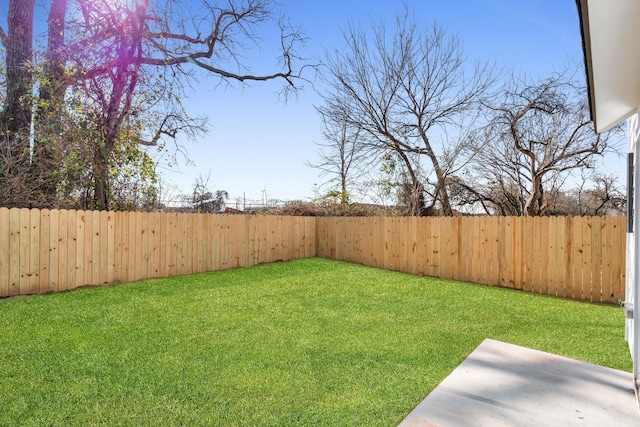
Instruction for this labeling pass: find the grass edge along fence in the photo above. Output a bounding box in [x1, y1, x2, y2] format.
[316, 216, 626, 304]
[0, 208, 626, 303]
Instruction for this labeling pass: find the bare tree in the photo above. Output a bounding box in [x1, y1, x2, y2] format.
[525, 173, 625, 217]
[310, 101, 369, 205]
[139, 0, 309, 91]
[450, 124, 529, 215]
[449, 173, 524, 216]
[187, 172, 229, 213]
[457, 71, 622, 216]
[320, 8, 495, 216]
[568, 172, 626, 216]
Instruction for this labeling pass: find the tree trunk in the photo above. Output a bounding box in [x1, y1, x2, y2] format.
[399, 181, 427, 216]
[425, 150, 453, 216]
[1, 0, 35, 189]
[524, 175, 544, 216]
[93, 144, 110, 211]
[392, 147, 427, 216]
[418, 129, 453, 216]
[340, 179, 348, 205]
[32, 0, 68, 207]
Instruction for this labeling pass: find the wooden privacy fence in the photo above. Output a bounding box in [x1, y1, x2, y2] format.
[316, 216, 626, 304]
[0, 208, 315, 297]
[0, 208, 627, 303]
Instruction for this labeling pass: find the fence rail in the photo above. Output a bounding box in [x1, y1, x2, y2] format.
[316, 216, 626, 303]
[0, 208, 627, 303]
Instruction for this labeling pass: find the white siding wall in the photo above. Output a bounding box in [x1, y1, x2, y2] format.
[626, 113, 640, 384]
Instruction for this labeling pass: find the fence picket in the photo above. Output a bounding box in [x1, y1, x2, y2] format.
[591, 216, 603, 302]
[75, 211, 85, 289]
[547, 217, 558, 297]
[108, 211, 116, 282]
[572, 216, 584, 300]
[0, 208, 10, 296]
[610, 218, 626, 303]
[66, 209, 77, 292]
[601, 216, 613, 302]
[38, 210, 50, 294]
[530, 217, 542, 293]
[565, 217, 575, 299]
[432, 217, 440, 276]
[58, 210, 68, 291]
[99, 211, 109, 285]
[84, 210, 93, 285]
[515, 217, 525, 291]
[93, 210, 103, 285]
[121, 212, 131, 282]
[524, 217, 532, 290]
[167, 213, 177, 277]
[582, 216, 594, 301]
[28, 209, 40, 295]
[19, 209, 30, 294]
[307, 217, 316, 258]
[114, 211, 123, 282]
[48, 210, 59, 293]
[555, 217, 566, 298]
[134, 211, 145, 280]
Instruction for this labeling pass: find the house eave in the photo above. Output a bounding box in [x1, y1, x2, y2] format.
[576, 0, 598, 131]
[576, 0, 640, 134]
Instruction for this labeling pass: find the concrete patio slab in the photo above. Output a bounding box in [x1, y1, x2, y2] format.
[399, 339, 639, 427]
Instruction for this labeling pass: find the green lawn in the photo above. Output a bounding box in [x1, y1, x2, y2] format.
[0, 258, 631, 426]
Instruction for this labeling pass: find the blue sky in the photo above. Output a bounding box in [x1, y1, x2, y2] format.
[165, 0, 595, 206]
[16, 1, 605, 206]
